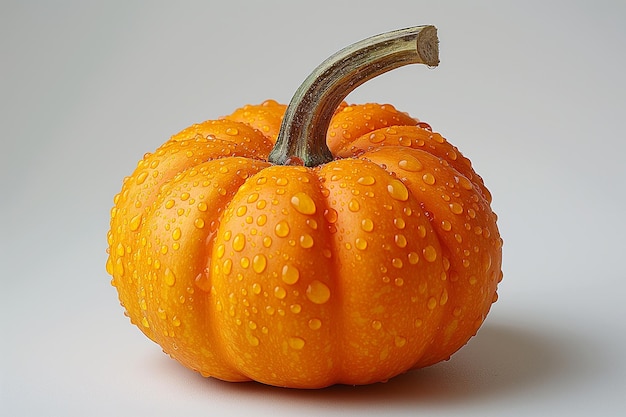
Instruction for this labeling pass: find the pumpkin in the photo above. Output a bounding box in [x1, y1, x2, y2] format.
[106, 25, 503, 389]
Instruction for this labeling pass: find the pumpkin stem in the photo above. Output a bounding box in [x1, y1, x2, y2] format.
[268, 25, 439, 167]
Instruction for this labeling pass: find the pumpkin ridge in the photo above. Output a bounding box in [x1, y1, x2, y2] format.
[317, 158, 442, 384]
[142, 157, 270, 381]
[336, 124, 492, 203]
[358, 145, 500, 368]
[326, 103, 419, 154]
[223, 100, 287, 144]
[170, 119, 275, 159]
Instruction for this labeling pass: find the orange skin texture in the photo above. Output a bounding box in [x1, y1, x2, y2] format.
[106, 100, 503, 388]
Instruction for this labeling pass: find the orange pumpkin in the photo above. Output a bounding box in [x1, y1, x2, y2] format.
[106, 26, 502, 388]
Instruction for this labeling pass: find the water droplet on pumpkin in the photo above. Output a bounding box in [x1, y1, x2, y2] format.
[194, 270, 212, 292]
[390, 218, 405, 231]
[115, 243, 125, 257]
[348, 199, 360, 212]
[306, 280, 331, 304]
[398, 136, 412, 146]
[398, 156, 423, 172]
[369, 132, 386, 143]
[274, 286, 287, 299]
[387, 179, 409, 201]
[288, 337, 305, 350]
[251, 282, 262, 295]
[355, 238, 368, 250]
[299, 234, 314, 248]
[172, 227, 182, 241]
[423, 246, 438, 262]
[164, 268, 176, 286]
[394, 234, 407, 248]
[458, 176, 473, 190]
[427, 297, 437, 310]
[247, 334, 260, 346]
[281, 264, 300, 285]
[408, 252, 419, 265]
[226, 127, 239, 135]
[114, 259, 125, 276]
[324, 208, 338, 224]
[357, 176, 376, 185]
[449, 202, 464, 215]
[254, 199, 266, 210]
[290, 304, 302, 314]
[290, 192, 317, 215]
[361, 218, 374, 232]
[232, 233, 246, 252]
[105, 257, 114, 275]
[440, 289, 449, 305]
[216, 244, 225, 258]
[275, 177, 289, 187]
[392, 258, 404, 269]
[194, 218, 205, 229]
[422, 173, 436, 185]
[308, 318, 322, 330]
[222, 259, 233, 275]
[256, 214, 267, 226]
[136, 171, 148, 185]
[395, 336, 407, 347]
[129, 214, 142, 231]
[252, 254, 267, 273]
[371, 320, 382, 330]
[275, 220, 290, 237]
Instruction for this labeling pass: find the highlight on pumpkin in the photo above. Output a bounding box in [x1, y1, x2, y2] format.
[106, 26, 502, 389]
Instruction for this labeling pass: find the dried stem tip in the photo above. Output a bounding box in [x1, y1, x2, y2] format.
[268, 25, 439, 167]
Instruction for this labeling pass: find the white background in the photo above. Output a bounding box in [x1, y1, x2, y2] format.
[2, 1, 625, 416]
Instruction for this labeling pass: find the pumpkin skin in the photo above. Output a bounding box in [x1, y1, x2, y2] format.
[106, 100, 503, 388]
